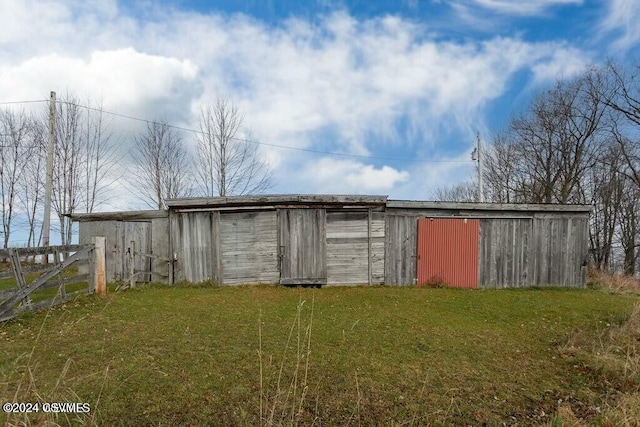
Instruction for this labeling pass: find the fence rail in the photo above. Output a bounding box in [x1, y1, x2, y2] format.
[0, 238, 106, 322]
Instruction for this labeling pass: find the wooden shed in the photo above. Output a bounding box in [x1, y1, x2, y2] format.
[166, 195, 386, 286]
[72, 195, 590, 288]
[384, 200, 590, 288]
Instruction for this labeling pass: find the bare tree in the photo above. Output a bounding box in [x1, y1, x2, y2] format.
[79, 99, 120, 213]
[482, 134, 528, 203]
[583, 143, 624, 270]
[483, 68, 611, 205]
[0, 109, 31, 247]
[432, 181, 478, 202]
[195, 97, 272, 197]
[50, 93, 119, 246]
[17, 119, 47, 248]
[132, 121, 191, 209]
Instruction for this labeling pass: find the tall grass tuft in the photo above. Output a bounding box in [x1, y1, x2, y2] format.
[260, 295, 316, 427]
[555, 304, 640, 425]
[588, 267, 640, 294]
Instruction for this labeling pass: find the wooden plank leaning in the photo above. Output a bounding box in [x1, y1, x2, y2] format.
[8, 248, 31, 308]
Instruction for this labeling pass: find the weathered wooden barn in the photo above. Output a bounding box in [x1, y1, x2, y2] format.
[72, 195, 590, 288]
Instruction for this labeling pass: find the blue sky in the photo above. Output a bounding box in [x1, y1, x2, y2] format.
[1, 0, 640, 222]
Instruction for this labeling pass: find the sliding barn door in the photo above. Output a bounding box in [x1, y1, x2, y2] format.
[278, 209, 326, 285]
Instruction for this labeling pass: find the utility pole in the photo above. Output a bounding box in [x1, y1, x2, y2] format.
[42, 91, 55, 260]
[471, 131, 484, 203]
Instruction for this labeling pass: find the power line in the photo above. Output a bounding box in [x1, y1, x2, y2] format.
[0, 99, 48, 105]
[5, 98, 473, 165]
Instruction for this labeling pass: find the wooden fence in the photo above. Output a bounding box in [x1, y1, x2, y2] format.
[0, 237, 106, 322]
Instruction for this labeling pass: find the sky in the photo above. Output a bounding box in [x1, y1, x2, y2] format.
[2, 0, 640, 222]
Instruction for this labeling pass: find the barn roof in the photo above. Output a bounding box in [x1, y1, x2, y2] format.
[165, 194, 389, 209]
[386, 200, 592, 213]
[69, 195, 591, 221]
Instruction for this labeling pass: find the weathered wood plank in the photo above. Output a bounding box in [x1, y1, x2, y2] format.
[278, 209, 326, 284]
[0, 245, 85, 258]
[167, 195, 387, 209]
[70, 210, 167, 222]
[0, 247, 91, 319]
[384, 215, 416, 285]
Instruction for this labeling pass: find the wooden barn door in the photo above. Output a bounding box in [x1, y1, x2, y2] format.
[113, 221, 152, 282]
[278, 209, 327, 285]
[416, 218, 479, 288]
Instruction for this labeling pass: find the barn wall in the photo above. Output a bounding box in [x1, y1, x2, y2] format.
[220, 210, 279, 285]
[171, 211, 221, 284]
[79, 220, 119, 283]
[371, 212, 385, 284]
[479, 218, 532, 288]
[531, 216, 588, 287]
[78, 220, 151, 283]
[151, 217, 170, 282]
[385, 209, 589, 288]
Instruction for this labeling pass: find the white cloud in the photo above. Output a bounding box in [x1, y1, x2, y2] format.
[310, 158, 409, 193]
[0, 0, 593, 207]
[530, 46, 590, 83]
[0, 48, 200, 123]
[459, 0, 582, 16]
[600, 0, 640, 51]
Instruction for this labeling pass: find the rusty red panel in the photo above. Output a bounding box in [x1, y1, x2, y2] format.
[416, 218, 479, 288]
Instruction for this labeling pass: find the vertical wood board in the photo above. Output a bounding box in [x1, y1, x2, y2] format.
[278, 209, 327, 284]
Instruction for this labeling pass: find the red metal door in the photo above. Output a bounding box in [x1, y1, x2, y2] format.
[416, 218, 479, 288]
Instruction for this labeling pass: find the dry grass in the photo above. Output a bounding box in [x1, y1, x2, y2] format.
[588, 267, 640, 294]
[1, 285, 638, 425]
[554, 297, 640, 426]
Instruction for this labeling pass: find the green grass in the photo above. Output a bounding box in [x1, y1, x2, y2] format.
[0, 285, 638, 426]
[0, 264, 88, 304]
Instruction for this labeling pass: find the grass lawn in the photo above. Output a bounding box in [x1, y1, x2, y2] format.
[0, 285, 638, 426]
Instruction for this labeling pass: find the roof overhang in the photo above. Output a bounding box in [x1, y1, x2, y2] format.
[166, 194, 389, 210]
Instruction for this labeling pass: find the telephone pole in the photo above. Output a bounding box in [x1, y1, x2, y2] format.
[42, 91, 55, 257]
[471, 131, 484, 203]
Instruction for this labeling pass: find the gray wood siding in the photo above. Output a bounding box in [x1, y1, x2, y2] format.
[221, 211, 278, 285]
[79, 220, 119, 283]
[79, 220, 151, 283]
[122, 221, 152, 282]
[278, 209, 326, 284]
[151, 217, 170, 282]
[479, 219, 532, 288]
[173, 212, 221, 284]
[531, 217, 587, 287]
[371, 212, 385, 284]
[325, 211, 384, 285]
[385, 215, 417, 285]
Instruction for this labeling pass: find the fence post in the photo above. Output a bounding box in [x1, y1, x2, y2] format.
[94, 236, 106, 295]
[129, 240, 136, 289]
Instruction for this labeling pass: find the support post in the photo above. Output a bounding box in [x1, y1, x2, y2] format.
[42, 91, 56, 263]
[477, 131, 484, 203]
[94, 236, 106, 295]
[367, 208, 372, 286]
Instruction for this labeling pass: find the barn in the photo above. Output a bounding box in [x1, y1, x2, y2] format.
[72, 195, 590, 288]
